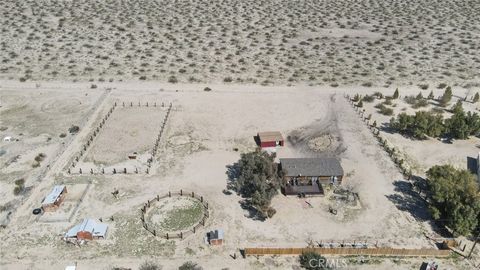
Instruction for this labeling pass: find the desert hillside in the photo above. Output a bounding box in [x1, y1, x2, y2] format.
[1, 0, 480, 86]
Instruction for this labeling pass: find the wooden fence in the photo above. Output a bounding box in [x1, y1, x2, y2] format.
[68, 101, 173, 175]
[140, 190, 210, 240]
[244, 247, 451, 257]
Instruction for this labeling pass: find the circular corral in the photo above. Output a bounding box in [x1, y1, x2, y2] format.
[140, 191, 210, 240]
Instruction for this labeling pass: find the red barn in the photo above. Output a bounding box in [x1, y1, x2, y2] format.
[257, 131, 284, 148]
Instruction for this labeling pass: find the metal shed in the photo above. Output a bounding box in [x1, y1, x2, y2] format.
[65, 219, 108, 240]
[42, 185, 67, 212]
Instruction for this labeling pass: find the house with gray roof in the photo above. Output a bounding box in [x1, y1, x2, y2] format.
[280, 158, 344, 196]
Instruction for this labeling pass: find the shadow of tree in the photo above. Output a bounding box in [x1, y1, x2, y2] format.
[379, 122, 397, 134]
[386, 180, 431, 222]
[225, 163, 240, 191]
[239, 200, 265, 221]
[386, 178, 453, 238]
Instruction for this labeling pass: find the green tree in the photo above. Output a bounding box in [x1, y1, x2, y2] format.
[440, 86, 452, 106]
[393, 88, 399, 99]
[390, 111, 444, 139]
[231, 149, 282, 218]
[445, 109, 468, 140]
[299, 252, 329, 269]
[357, 100, 363, 108]
[473, 92, 479, 103]
[416, 92, 424, 100]
[426, 165, 480, 236]
[428, 90, 434, 100]
[451, 100, 463, 114]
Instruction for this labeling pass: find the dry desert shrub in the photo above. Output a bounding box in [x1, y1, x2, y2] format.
[0, 0, 479, 86]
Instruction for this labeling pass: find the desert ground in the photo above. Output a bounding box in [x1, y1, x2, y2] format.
[1, 0, 480, 88]
[1, 0, 480, 269]
[1, 81, 478, 269]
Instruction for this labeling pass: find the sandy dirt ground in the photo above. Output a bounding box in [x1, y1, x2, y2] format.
[0, 81, 478, 270]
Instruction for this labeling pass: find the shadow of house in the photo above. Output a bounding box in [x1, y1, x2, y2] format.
[467, 156, 478, 175]
[253, 135, 261, 147]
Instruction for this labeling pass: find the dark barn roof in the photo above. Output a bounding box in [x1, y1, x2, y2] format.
[280, 158, 344, 177]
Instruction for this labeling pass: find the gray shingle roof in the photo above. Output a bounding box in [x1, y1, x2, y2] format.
[280, 158, 343, 177]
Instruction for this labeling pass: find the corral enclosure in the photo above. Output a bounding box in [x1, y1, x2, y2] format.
[83, 106, 167, 165]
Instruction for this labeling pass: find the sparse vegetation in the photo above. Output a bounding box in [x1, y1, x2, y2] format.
[68, 125, 80, 134]
[139, 261, 162, 270]
[362, 95, 375, 103]
[178, 261, 202, 270]
[299, 252, 328, 269]
[13, 178, 25, 195]
[375, 104, 394, 116]
[1, 0, 478, 85]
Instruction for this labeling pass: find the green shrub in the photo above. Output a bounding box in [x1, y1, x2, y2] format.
[418, 83, 429, 90]
[412, 98, 428, 109]
[437, 83, 447, 89]
[34, 153, 46, 162]
[139, 261, 162, 270]
[168, 76, 178, 83]
[362, 95, 375, 102]
[68, 125, 80, 134]
[13, 185, 24, 195]
[379, 106, 394, 116]
[179, 261, 201, 270]
[14, 178, 25, 186]
[299, 252, 328, 269]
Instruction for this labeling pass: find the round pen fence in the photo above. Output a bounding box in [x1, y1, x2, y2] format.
[139, 190, 210, 240]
